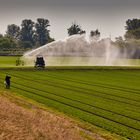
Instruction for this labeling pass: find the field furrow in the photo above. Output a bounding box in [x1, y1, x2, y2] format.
[0, 69, 140, 140]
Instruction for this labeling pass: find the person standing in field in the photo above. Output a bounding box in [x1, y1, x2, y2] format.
[5, 75, 11, 89]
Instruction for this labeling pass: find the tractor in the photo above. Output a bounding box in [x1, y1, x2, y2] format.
[34, 56, 45, 68]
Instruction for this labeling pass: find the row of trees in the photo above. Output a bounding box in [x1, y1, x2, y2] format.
[0, 21, 101, 50]
[68, 19, 140, 42]
[0, 20, 100, 51]
[1, 18, 140, 55]
[0, 18, 55, 55]
[6, 18, 54, 48]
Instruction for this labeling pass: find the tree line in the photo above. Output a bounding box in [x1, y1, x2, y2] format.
[0, 18, 140, 55]
[0, 20, 100, 50]
[69, 19, 140, 41]
[0, 18, 54, 49]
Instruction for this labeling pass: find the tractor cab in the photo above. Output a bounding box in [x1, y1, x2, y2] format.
[34, 56, 45, 68]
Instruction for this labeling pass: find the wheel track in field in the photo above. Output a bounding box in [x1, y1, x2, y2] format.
[1, 79, 140, 131]
[1, 81, 140, 133]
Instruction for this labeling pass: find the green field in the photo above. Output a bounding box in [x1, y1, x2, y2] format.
[1, 56, 140, 67]
[0, 69, 140, 140]
[0, 56, 19, 67]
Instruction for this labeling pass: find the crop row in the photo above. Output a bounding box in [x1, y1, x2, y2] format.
[0, 70, 140, 139]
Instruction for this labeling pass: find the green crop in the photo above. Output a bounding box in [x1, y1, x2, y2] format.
[0, 69, 140, 140]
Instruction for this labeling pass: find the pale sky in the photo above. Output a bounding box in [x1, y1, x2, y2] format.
[0, 0, 140, 40]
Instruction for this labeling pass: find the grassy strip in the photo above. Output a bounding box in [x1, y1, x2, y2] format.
[1, 65, 140, 70]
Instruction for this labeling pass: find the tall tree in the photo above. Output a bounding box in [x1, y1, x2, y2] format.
[20, 19, 34, 43]
[125, 19, 140, 39]
[67, 23, 85, 36]
[6, 24, 20, 40]
[125, 19, 140, 31]
[35, 18, 50, 46]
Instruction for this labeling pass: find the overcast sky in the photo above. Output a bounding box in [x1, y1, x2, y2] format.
[0, 0, 140, 40]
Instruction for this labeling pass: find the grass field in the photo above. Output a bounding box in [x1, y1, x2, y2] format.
[1, 56, 140, 67]
[0, 69, 140, 140]
[0, 56, 18, 67]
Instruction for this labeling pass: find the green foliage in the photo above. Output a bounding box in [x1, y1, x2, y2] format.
[20, 19, 35, 44]
[18, 41, 33, 48]
[3, 18, 54, 51]
[125, 19, 140, 39]
[125, 19, 140, 31]
[6, 24, 20, 40]
[67, 23, 85, 36]
[16, 57, 24, 66]
[35, 18, 50, 46]
[125, 28, 140, 39]
[0, 36, 16, 49]
[0, 69, 140, 140]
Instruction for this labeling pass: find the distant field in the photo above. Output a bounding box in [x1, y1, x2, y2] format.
[1, 56, 140, 67]
[24, 56, 140, 66]
[0, 56, 18, 67]
[0, 69, 140, 140]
